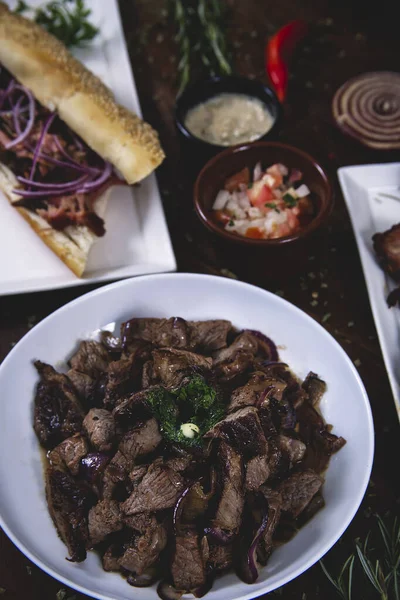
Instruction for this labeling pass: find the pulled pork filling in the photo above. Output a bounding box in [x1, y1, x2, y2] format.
[0, 65, 120, 236]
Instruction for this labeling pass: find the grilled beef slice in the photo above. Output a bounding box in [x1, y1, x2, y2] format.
[102, 451, 130, 500]
[118, 521, 167, 575]
[67, 369, 96, 405]
[118, 418, 162, 467]
[207, 542, 233, 574]
[245, 454, 270, 491]
[121, 317, 189, 350]
[34, 361, 84, 449]
[205, 406, 267, 458]
[151, 348, 212, 388]
[373, 223, 400, 280]
[277, 469, 323, 518]
[278, 435, 306, 468]
[46, 466, 95, 562]
[188, 320, 231, 353]
[122, 463, 184, 515]
[69, 340, 110, 378]
[302, 372, 327, 407]
[257, 488, 282, 564]
[212, 442, 244, 536]
[83, 408, 116, 452]
[103, 353, 143, 410]
[213, 331, 258, 364]
[228, 371, 287, 412]
[88, 499, 123, 546]
[171, 531, 206, 591]
[48, 434, 89, 476]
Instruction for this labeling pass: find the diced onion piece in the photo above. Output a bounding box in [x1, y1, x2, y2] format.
[226, 199, 246, 220]
[237, 192, 251, 209]
[296, 184, 310, 198]
[212, 189, 231, 210]
[248, 207, 263, 219]
[253, 161, 262, 181]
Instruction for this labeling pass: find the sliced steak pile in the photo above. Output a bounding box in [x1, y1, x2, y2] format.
[32, 317, 345, 593]
[34, 361, 84, 449]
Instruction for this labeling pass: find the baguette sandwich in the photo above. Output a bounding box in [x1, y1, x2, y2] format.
[0, 2, 165, 276]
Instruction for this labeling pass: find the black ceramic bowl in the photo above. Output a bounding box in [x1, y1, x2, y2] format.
[175, 76, 282, 156]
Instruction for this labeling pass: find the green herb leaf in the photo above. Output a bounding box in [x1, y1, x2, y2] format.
[228, 219, 234, 226]
[14, 0, 29, 14]
[265, 202, 280, 213]
[170, 0, 232, 95]
[14, 0, 99, 48]
[283, 193, 297, 207]
[145, 375, 224, 448]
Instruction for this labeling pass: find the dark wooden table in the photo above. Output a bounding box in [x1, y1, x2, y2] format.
[1, 1, 400, 598]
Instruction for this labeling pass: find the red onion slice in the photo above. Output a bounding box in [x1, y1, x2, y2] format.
[5, 86, 35, 149]
[29, 112, 56, 181]
[17, 174, 88, 190]
[157, 581, 183, 600]
[53, 136, 101, 176]
[245, 329, 279, 361]
[332, 71, 400, 149]
[77, 161, 113, 192]
[236, 495, 269, 584]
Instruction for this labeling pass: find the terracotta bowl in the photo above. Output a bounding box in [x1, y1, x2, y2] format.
[194, 141, 333, 246]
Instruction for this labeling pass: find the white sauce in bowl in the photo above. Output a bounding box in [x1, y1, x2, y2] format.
[184, 93, 275, 146]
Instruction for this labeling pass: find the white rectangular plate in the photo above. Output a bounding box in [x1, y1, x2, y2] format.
[0, 0, 176, 296]
[338, 163, 400, 420]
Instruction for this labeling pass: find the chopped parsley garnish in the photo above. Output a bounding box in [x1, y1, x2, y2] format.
[228, 219, 234, 226]
[145, 375, 224, 448]
[265, 202, 280, 213]
[283, 193, 297, 207]
[247, 183, 253, 189]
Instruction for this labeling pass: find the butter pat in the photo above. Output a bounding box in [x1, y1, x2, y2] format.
[180, 423, 200, 439]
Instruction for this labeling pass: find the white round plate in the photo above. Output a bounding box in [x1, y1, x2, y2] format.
[0, 273, 374, 600]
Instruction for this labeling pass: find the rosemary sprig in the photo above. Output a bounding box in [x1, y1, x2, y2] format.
[197, 0, 232, 76]
[170, 0, 233, 95]
[320, 515, 400, 600]
[320, 554, 355, 600]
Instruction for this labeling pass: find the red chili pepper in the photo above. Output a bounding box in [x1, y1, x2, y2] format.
[265, 20, 308, 102]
